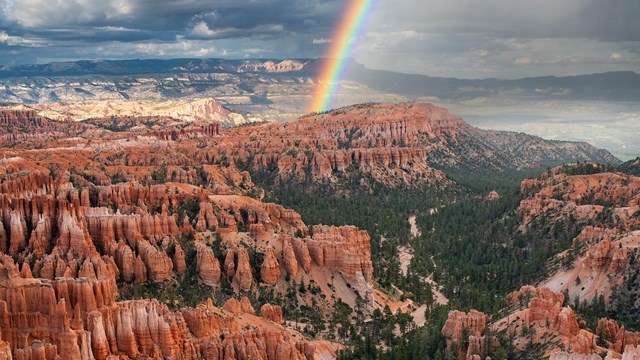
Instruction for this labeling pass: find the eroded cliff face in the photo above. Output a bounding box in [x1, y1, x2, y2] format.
[196, 102, 460, 188]
[0, 258, 315, 360]
[518, 165, 640, 307]
[443, 286, 640, 360]
[195, 102, 615, 188]
[441, 309, 495, 360]
[596, 319, 640, 355]
[1, 101, 616, 192]
[519, 167, 640, 231]
[442, 165, 640, 360]
[0, 113, 384, 358]
[0, 162, 366, 358]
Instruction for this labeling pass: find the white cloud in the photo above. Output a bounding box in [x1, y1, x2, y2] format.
[191, 21, 222, 37]
[0, 31, 45, 46]
[610, 52, 622, 60]
[514, 57, 533, 65]
[1, 0, 134, 28]
[312, 38, 331, 44]
[190, 21, 284, 39]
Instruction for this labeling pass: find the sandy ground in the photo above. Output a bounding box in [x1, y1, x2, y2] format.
[398, 245, 413, 276]
[397, 245, 449, 307]
[408, 215, 421, 238]
[541, 230, 640, 304]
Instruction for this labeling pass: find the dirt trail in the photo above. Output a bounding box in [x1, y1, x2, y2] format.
[408, 215, 421, 238]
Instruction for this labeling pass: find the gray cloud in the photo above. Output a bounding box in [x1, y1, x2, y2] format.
[0, 0, 638, 78]
[354, 0, 640, 78]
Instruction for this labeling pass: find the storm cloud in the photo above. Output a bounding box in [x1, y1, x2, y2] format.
[0, 0, 638, 78]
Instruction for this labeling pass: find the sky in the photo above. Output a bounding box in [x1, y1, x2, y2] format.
[0, 0, 639, 79]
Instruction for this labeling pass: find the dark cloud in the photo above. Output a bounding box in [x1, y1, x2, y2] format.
[0, 0, 638, 77]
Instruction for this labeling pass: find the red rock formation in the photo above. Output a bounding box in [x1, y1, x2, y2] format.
[282, 240, 299, 277]
[306, 225, 373, 298]
[597, 318, 640, 354]
[260, 304, 283, 324]
[0, 263, 317, 360]
[234, 248, 253, 290]
[518, 167, 640, 312]
[0, 110, 87, 146]
[0, 105, 402, 360]
[223, 298, 242, 314]
[240, 297, 255, 315]
[519, 168, 640, 231]
[137, 239, 173, 282]
[442, 310, 491, 360]
[584, 238, 612, 271]
[190, 102, 465, 188]
[261, 247, 280, 285]
[8, 210, 27, 256]
[622, 345, 640, 359]
[114, 242, 135, 282]
[134, 255, 147, 283]
[292, 238, 312, 273]
[172, 243, 186, 276]
[224, 247, 253, 290]
[196, 243, 221, 286]
[509, 286, 584, 344]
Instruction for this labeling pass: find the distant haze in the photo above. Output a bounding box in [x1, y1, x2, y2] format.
[443, 100, 640, 161]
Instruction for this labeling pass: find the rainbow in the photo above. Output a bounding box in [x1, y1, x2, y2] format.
[308, 0, 373, 113]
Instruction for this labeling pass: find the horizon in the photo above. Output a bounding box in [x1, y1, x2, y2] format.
[2, 56, 639, 81]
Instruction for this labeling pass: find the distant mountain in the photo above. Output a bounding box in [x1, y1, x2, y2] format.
[619, 156, 640, 175]
[0, 58, 319, 78]
[344, 61, 640, 101]
[0, 58, 638, 103]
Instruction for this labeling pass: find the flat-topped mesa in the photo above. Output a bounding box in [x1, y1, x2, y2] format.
[193, 102, 465, 188]
[301, 102, 466, 147]
[229, 102, 464, 151]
